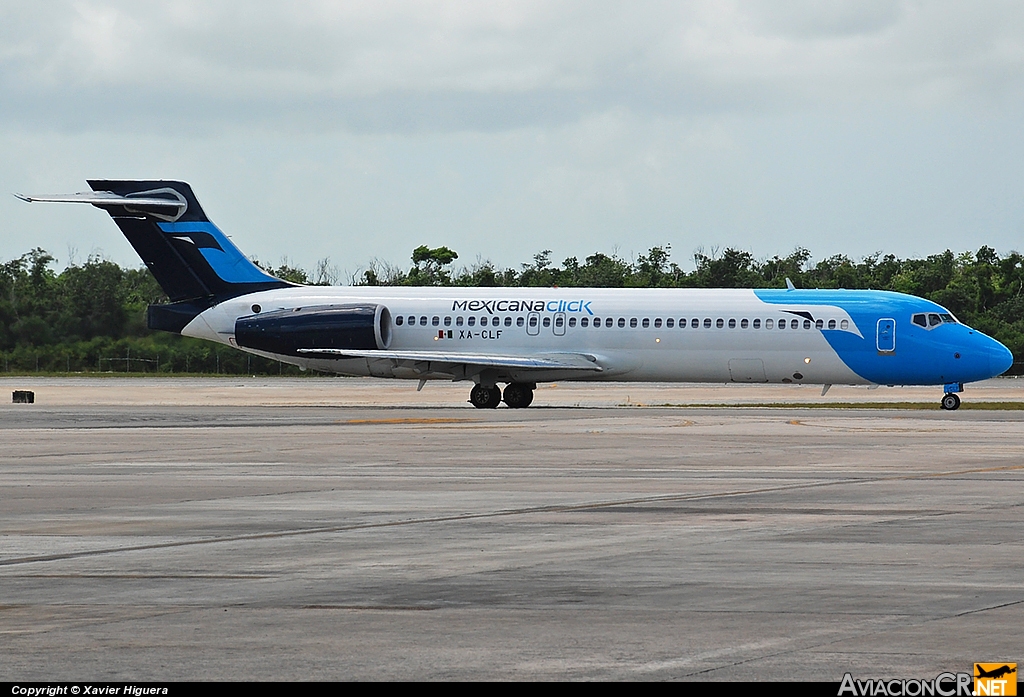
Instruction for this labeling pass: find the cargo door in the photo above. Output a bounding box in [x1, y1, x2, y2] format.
[728, 359, 768, 383]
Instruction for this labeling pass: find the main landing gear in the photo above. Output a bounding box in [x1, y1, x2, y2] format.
[502, 383, 534, 409]
[469, 383, 535, 409]
[469, 384, 501, 409]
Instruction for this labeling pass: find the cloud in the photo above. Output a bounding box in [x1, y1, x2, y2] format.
[2, 1, 1023, 135]
[3, 2, 1024, 274]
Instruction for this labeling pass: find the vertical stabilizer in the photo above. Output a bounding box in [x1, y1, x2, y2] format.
[84, 180, 291, 302]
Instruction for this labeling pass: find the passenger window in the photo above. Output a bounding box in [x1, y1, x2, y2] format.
[517, 317, 525, 327]
[728, 319, 736, 328]
[618, 318, 626, 328]
[740, 318, 748, 328]
[779, 319, 787, 329]
[528, 316, 537, 327]
[555, 316, 564, 327]
[828, 319, 836, 329]
[504, 317, 512, 327]
[396, 316, 404, 326]
[432, 316, 440, 326]
[581, 317, 589, 327]
[666, 318, 674, 328]
[419, 316, 428, 326]
[408, 316, 416, 325]
[703, 318, 712, 328]
[840, 319, 849, 329]
[543, 317, 551, 327]
[468, 317, 476, 327]
[753, 319, 761, 329]
[642, 318, 650, 328]
[630, 318, 638, 328]
[693, 319, 701, 328]
[568, 317, 576, 327]
[716, 318, 724, 328]
[444, 316, 452, 326]
[456, 316, 464, 326]
[815, 319, 823, 329]
[654, 318, 661, 328]
[766, 319, 774, 329]
[803, 319, 811, 329]
[606, 318, 614, 327]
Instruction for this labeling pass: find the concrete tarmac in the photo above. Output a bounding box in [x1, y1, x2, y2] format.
[1, 378, 1022, 680]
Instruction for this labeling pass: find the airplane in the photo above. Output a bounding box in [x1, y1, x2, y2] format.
[975, 665, 1016, 680]
[16, 180, 1014, 410]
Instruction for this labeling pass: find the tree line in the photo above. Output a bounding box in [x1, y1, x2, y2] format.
[2, 244, 1022, 374]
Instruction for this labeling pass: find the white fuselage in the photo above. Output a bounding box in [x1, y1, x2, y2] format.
[183, 286, 868, 385]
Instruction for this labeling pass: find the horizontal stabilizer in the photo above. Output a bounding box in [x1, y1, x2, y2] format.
[16, 190, 187, 220]
[296, 348, 604, 371]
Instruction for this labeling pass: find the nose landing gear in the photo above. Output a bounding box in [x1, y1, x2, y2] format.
[940, 382, 963, 410]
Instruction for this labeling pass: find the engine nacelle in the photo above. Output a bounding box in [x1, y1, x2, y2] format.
[234, 303, 392, 356]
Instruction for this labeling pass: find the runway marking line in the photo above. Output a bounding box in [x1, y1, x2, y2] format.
[788, 419, 955, 433]
[301, 605, 435, 611]
[336, 418, 481, 425]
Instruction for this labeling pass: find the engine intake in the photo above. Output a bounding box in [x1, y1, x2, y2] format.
[234, 304, 392, 356]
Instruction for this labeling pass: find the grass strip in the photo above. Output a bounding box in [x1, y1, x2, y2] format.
[620, 401, 1024, 410]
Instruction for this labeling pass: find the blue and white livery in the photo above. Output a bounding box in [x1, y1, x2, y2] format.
[18, 180, 1013, 410]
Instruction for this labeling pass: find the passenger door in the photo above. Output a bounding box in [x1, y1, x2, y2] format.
[876, 318, 896, 353]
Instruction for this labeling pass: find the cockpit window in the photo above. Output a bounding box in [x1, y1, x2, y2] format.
[913, 312, 959, 330]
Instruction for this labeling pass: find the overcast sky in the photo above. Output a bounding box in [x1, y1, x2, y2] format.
[2, 1, 1023, 277]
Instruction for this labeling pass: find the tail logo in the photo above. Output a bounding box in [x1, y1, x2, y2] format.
[168, 231, 224, 250]
[124, 187, 187, 222]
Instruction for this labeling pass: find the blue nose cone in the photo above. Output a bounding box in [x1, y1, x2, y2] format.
[989, 339, 1014, 377]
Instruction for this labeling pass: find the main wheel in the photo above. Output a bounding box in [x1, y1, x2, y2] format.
[940, 393, 961, 411]
[502, 383, 534, 409]
[470, 384, 502, 409]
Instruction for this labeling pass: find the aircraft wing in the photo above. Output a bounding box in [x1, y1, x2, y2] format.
[295, 348, 603, 372]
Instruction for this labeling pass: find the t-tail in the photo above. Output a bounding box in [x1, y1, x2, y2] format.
[16, 180, 293, 333]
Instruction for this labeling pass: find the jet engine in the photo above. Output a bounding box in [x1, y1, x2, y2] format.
[234, 303, 392, 356]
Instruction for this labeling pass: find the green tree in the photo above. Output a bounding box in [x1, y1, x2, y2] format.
[405, 245, 459, 286]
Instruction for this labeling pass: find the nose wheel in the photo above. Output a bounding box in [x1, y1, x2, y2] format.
[940, 393, 961, 411]
[469, 384, 502, 409]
